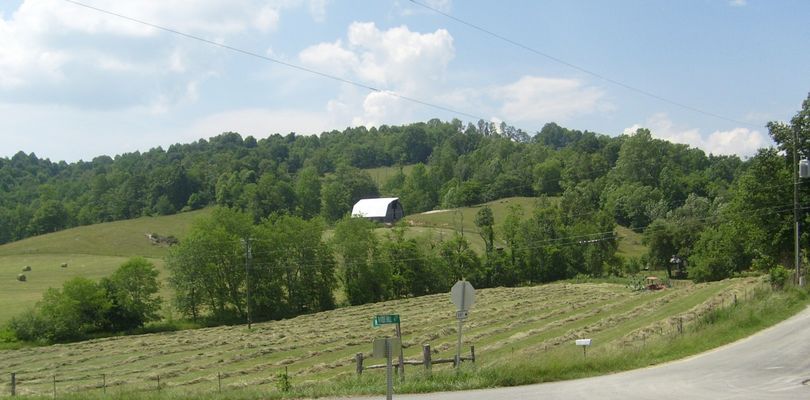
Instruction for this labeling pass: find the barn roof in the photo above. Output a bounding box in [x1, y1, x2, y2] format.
[351, 198, 400, 218]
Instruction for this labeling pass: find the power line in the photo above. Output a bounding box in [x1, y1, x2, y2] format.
[62, 0, 487, 123]
[409, 0, 759, 128]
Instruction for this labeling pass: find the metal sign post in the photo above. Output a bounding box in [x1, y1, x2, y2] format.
[372, 338, 400, 400]
[450, 280, 475, 369]
[373, 314, 404, 379]
[394, 320, 404, 380]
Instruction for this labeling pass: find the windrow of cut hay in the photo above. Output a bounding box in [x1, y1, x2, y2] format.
[0, 279, 753, 397]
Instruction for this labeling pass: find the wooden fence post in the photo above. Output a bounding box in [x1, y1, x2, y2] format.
[355, 353, 364, 376]
[11, 373, 16, 396]
[218, 372, 222, 393]
[102, 374, 106, 394]
[470, 345, 476, 364]
[422, 344, 432, 371]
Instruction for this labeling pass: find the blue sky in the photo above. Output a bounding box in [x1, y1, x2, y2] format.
[1, 0, 808, 162]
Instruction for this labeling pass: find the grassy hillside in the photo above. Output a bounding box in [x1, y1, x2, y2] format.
[0, 210, 209, 323]
[615, 226, 646, 259]
[404, 197, 538, 250]
[404, 197, 647, 258]
[0, 278, 761, 398]
[0, 209, 210, 259]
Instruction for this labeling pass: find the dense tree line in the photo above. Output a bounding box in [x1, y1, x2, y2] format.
[3, 93, 809, 289]
[165, 202, 621, 322]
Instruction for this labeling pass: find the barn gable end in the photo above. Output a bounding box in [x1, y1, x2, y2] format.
[351, 198, 405, 223]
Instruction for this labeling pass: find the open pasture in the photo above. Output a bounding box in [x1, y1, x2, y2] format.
[0, 254, 169, 324]
[0, 209, 209, 259]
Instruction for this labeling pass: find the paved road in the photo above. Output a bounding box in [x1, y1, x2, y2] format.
[342, 306, 810, 399]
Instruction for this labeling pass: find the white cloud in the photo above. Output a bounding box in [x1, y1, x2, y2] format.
[308, 0, 330, 22]
[704, 127, 769, 156]
[624, 113, 770, 157]
[299, 40, 359, 76]
[254, 5, 281, 32]
[425, 0, 453, 12]
[299, 21, 455, 91]
[299, 22, 611, 129]
[188, 108, 339, 140]
[0, 0, 322, 94]
[397, 0, 452, 16]
[299, 21, 455, 125]
[491, 76, 607, 123]
[729, 0, 747, 7]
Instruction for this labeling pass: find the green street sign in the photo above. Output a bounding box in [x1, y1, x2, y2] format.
[372, 314, 400, 327]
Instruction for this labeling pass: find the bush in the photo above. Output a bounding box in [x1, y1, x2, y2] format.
[8, 312, 48, 342]
[768, 265, 791, 290]
[623, 256, 642, 275]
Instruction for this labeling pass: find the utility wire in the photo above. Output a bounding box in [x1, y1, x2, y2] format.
[409, 0, 759, 128]
[62, 0, 486, 122]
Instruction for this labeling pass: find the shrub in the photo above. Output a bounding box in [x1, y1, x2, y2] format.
[17, 274, 26, 282]
[8, 312, 48, 342]
[768, 265, 790, 290]
[623, 256, 642, 275]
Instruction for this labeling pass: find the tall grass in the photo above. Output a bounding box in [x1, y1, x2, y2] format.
[46, 285, 808, 400]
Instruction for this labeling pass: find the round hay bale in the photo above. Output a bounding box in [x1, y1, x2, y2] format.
[17, 274, 27, 282]
[60, 263, 68, 268]
[22, 265, 32, 272]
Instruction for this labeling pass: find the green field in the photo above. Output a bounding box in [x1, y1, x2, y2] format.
[0, 210, 209, 324]
[0, 278, 759, 398]
[0, 209, 210, 259]
[404, 197, 538, 249]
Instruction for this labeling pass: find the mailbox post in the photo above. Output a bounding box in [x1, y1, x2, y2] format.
[576, 338, 592, 359]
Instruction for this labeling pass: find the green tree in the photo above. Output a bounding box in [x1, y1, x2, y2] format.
[475, 205, 495, 254]
[253, 215, 336, 318]
[688, 223, 748, 282]
[38, 277, 110, 341]
[332, 216, 391, 305]
[295, 166, 321, 219]
[101, 257, 162, 331]
[167, 207, 253, 321]
[381, 226, 448, 297]
[439, 234, 482, 284]
[321, 166, 379, 222]
[29, 200, 69, 234]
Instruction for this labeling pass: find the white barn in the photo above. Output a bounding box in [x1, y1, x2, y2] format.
[351, 197, 405, 223]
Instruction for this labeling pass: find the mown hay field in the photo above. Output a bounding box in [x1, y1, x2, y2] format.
[0, 278, 758, 398]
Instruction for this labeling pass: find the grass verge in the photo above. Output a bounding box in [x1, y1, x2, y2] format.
[42, 284, 808, 400]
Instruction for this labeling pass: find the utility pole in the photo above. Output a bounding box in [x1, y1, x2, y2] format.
[244, 237, 253, 329]
[795, 127, 801, 286]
